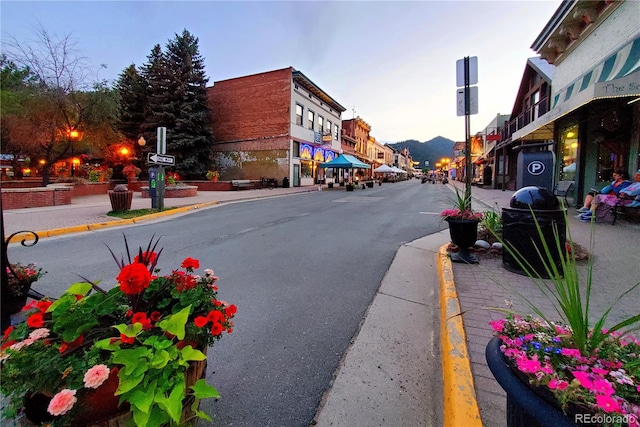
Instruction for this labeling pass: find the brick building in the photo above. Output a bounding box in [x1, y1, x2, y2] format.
[207, 67, 346, 187]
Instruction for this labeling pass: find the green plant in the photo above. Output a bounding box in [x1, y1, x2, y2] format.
[487, 208, 640, 420]
[1, 236, 236, 426]
[87, 169, 102, 183]
[5, 263, 46, 297]
[166, 172, 180, 186]
[441, 187, 483, 221]
[122, 164, 141, 177]
[206, 170, 219, 180]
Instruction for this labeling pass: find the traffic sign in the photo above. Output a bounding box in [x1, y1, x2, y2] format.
[147, 152, 175, 166]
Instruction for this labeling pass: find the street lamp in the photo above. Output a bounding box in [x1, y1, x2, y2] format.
[68, 129, 80, 177]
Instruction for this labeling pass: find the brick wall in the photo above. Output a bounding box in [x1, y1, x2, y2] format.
[2, 188, 72, 209]
[207, 67, 292, 148]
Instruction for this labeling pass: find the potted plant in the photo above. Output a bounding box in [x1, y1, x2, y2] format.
[1, 236, 237, 426]
[485, 214, 640, 427]
[1, 262, 46, 324]
[122, 164, 141, 179]
[206, 170, 219, 182]
[346, 182, 355, 192]
[441, 187, 484, 264]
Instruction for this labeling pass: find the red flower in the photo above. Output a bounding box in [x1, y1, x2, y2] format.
[181, 257, 200, 270]
[120, 334, 135, 345]
[131, 312, 152, 330]
[27, 312, 44, 328]
[150, 311, 161, 322]
[207, 310, 224, 324]
[1, 340, 16, 350]
[59, 335, 84, 353]
[211, 322, 223, 336]
[3, 325, 14, 340]
[133, 251, 158, 266]
[194, 316, 209, 328]
[225, 304, 237, 318]
[21, 301, 37, 311]
[36, 300, 52, 313]
[117, 263, 152, 295]
[175, 274, 197, 293]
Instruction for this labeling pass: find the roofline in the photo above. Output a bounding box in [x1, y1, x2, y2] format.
[292, 70, 346, 113]
[531, 0, 574, 52]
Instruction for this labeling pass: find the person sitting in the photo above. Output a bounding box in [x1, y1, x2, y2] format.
[579, 169, 637, 222]
[577, 168, 630, 217]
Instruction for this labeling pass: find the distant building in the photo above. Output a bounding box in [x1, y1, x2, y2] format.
[207, 67, 346, 187]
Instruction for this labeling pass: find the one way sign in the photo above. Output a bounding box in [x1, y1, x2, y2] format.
[147, 153, 175, 166]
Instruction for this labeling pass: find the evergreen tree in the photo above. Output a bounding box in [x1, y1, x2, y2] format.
[140, 45, 175, 152]
[115, 65, 146, 141]
[164, 29, 214, 179]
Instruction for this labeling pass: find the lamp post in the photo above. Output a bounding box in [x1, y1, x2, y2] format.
[68, 129, 80, 177]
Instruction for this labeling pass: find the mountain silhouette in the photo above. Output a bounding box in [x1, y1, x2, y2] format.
[387, 136, 455, 170]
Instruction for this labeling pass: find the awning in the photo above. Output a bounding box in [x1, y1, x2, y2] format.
[373, 164, 394, 173]
[512, 36, 640, 141]
[319, 154, 371, 169]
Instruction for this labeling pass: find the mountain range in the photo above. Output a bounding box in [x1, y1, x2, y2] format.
[387, 136, 455, 170]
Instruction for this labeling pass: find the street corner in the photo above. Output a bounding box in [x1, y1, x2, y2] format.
[437, 244, 482, 427]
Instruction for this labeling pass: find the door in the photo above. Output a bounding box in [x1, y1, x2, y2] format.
[293, 165, 300, 187]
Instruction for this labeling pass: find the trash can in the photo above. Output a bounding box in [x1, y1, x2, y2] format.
[282, 176, 290, 188]
[502, 186, 566, 279]
[108, 184, 133, 212]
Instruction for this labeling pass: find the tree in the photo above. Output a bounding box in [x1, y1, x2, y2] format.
[163, 29, 214, 179]
[115, 64, 147, 165]
[1, 25, 121, 185]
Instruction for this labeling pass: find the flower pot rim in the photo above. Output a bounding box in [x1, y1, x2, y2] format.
[486, 337, 576, 427]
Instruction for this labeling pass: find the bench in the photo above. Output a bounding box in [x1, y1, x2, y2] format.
[231, 180, 252, 190]
[611, 198, 640, 225]
[553, 180, 575, 207]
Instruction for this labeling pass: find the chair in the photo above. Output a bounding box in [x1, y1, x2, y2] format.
[553, 180, 574, 207]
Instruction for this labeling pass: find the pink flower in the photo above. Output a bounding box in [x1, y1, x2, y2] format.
[572, 371, 594, 390]
[83, 364, 110, 389]
[548, 379, 569, 390]
[591, 367, 608, 377]
[28, 328, 50, 340]
[595, 394, 621, 413]
[47, 389, 77, 416]
[489, 320, 505, 332]
[591, 379, 615, 396]
[561, 348, 581, 358]
[517, 355, 542, 374]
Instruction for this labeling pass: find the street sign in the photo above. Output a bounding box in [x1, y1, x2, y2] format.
[147, 152, 175, 166]
[456, 87, 478, 116]
[456, 56, 478, 87]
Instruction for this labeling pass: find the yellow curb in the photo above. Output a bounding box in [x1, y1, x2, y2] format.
[6, 202, 222, 243]
[438, 244, 482, 427]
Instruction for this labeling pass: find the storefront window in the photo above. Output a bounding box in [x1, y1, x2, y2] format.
[301, 160, 313, 178]
[559, 125, 578, 181]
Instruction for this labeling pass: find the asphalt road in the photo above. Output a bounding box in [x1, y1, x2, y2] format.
[7, 180, 455, 426]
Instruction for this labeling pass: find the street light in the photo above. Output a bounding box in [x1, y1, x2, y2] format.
[68, 129, 80, 177]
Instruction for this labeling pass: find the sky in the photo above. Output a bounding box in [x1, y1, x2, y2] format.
[1, 0, 563, 143]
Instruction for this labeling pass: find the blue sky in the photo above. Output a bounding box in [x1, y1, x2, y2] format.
[1, 0, 562, 143]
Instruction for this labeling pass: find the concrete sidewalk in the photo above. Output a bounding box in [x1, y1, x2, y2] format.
[2, 182, 638, 426]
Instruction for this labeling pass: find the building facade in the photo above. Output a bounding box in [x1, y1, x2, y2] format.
[207, 67, 346, 187]
[503, 0, 640, 203]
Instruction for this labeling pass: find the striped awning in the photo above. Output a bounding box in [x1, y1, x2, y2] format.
[512, 35, 640, 141]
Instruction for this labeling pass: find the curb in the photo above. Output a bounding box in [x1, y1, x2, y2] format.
[6, 201, 220, 244]
[437, 244, 482, 427]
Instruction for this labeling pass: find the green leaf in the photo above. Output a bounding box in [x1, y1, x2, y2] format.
[94, 338, 122, 351]
[157, 305, 191, 339]
[128, 381, 156, 413]
[154, 384, 184, 423]
[64, 282, 93, 296]
[115, 372, 144, 395]
[181, 346, 206, 362]
[113, 322, 143, 337]
[149, 349, 171, 369]
[191, 379, 220, 399]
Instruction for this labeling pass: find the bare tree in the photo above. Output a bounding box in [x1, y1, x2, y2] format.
[2, 24, 120, 185]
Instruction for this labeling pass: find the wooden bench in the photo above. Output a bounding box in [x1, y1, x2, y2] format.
[231, 180, 252, 190]
[611, 200, 640, 225]
[553, 180, 575, 207]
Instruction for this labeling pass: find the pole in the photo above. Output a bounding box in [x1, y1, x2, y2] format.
[156, 127, 166, 211]
[464, 56, 472, 210]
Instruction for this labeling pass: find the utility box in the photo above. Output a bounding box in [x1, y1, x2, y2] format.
[516, 150, 555, 191]
[148, 167, 158, 208]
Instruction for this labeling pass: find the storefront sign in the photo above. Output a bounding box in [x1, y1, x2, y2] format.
[300, 143, 313, 160]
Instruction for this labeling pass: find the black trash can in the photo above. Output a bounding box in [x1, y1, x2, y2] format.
[502, 186, 566, 279]
[282, 176, 290, 188]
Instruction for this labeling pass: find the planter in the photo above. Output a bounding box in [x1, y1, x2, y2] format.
[346, 185, 354, 192]
[367, 181, 374, 188]
[486, 337, 577, 427]
[22, 358, 207, 426]
[445, 218, 480, 264]
[328, 182, 334, 188]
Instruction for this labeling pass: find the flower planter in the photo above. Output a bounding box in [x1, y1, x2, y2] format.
[445, 218, 480, 264]
[486, 337, 576, 427]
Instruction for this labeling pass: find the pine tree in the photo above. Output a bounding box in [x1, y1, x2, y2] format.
[115, 65, 146, 142]
[164, 29, 214, 179]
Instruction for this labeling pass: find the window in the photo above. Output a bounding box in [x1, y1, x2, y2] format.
[295, 104, 303, 126]
[318, 116, 324, 133]
[560, 125, 578, 182]
[532, 91, 540, 121]
[301, 160, 313, 178]
[308, 110, 315, 130]
[326, 120, 332, 135]
[334, 124, 339, 140]
[293, 141, 300, 158]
